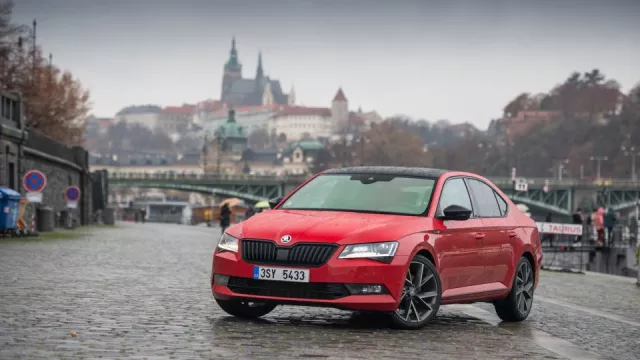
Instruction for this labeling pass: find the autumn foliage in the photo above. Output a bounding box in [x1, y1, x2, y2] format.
[0, 1, 90, 145]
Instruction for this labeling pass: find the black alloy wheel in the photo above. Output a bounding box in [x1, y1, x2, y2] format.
[390, 254, 442, 329]
[494, 256, 534, 322]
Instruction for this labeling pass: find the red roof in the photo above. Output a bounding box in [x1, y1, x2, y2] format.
[193, 99, 225, 113]
[211, 104, 281, 116]
[333, 88, 347, 102]
[163, 104, 196, 115]
[348, 112, 365, 125]
[275, 105, 331, 117]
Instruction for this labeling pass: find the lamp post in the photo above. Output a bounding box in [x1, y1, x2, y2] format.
[589, 156, 608, 181]
[621, 145, 640, 181]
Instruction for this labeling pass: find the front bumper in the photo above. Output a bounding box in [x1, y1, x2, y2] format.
[212, 249, 409, 312]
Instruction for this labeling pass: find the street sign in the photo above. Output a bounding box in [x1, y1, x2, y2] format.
[514, 178, 528, 192]
[23, 170, 47, 193]
[65, 186, 80, 209]
[511, 167, 517, 181]
[26, 192, 42, 203]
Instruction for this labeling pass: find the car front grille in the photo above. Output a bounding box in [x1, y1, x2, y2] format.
[241, 239, 338, 267]
[227, 277, 350, 300]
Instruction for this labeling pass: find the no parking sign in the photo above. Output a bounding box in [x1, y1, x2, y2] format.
[65, 186, 81, 209]
[23, 170, 47, 203]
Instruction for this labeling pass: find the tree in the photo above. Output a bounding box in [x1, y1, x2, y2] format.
[0, 1, 90, 145]
[248, 128, 269, 149]
[360, 122, 431, 167]
[310, 148, 333, 174]
[503, 93, 531, 117]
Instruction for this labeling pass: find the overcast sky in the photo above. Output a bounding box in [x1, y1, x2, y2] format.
[12, 0, 640, 128]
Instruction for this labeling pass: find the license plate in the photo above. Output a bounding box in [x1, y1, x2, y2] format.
[253, 266, 309, 283]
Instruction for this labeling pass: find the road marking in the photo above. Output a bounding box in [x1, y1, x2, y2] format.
[448, 304, 607, 360]
[536, 295, 640, 328]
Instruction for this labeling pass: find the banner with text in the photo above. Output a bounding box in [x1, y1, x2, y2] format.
[536, 222, 583, 235]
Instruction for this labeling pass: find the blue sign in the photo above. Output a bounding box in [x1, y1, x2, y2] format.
[65, 186, 80, 202]
[23, 170, 47, 193]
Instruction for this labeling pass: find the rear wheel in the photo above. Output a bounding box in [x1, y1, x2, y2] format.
[494, 256, 534, 322]
[215, 298, 277, 319]
[390, 255, 442, 329]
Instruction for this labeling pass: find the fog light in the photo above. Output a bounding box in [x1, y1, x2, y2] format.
[345, 284, 387, 295]
[214, 274, 229, 286]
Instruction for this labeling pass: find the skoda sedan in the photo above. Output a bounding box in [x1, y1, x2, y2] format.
[212, 167, 542, 329]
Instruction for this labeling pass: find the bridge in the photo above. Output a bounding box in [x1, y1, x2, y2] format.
[107, 172, 640, 216]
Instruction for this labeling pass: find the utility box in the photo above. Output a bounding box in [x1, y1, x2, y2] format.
[0, 187, 22, 231]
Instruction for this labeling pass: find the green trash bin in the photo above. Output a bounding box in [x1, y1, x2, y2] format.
[0, 187, 22, 231]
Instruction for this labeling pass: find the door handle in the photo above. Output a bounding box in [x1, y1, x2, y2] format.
[474, 233, 485, 240]
[508, 231, 517, 238]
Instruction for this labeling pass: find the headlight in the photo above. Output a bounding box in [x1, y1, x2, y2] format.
[338, 241, 398, 262]
[217, 233, 239, 253]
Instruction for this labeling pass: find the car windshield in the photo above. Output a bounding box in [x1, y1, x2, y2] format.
[280, 174, 436, 215]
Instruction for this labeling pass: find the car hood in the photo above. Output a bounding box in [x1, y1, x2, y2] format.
[232, 209, 426, 245]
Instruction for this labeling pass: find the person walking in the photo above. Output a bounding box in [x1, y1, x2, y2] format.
[245, 206, 256, 220]
[595, 208, 605, 247]
[572, 208, 584, 244]
[219, 203, 231, 233]
[604, 207, 617, 246]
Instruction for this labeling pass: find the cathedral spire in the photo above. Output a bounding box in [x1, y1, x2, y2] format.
[225, 36, 241, 71]
[256, 51, 264, 79]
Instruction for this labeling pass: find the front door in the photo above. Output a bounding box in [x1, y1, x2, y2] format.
[433, 177, 487, 295]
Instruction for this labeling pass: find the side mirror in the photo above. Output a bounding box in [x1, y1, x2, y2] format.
[437, 204, 472, 221]
[268, 196, 284, 209]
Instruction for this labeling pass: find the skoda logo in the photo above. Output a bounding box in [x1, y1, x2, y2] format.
[280, 235, 292, 244]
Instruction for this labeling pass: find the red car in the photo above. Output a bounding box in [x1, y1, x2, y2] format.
[212, 167, 542, 329]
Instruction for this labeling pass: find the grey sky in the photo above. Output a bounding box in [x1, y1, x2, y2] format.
[12, 0, 640, 128]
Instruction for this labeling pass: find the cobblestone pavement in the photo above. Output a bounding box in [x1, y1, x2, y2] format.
[0, 223, 637, 359]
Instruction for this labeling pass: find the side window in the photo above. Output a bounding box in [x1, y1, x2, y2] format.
[438, 178, 472, 214]
[494, 191, 508, 216]
[465, 178, 502, 218]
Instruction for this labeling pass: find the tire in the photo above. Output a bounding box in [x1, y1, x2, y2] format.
[494, 256, 534, 322]
[390, 254, 442, 329]
[215, 298, 277, 319]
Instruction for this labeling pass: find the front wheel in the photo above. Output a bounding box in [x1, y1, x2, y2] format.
[215, 298, 277, 319]
[494, 256, 534, 322]
[390, 254, 442, 329]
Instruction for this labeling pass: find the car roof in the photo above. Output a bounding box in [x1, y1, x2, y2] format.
[322, 166, 448, 179]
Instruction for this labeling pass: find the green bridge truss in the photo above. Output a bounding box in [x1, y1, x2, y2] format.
[108, 173, 640, 216]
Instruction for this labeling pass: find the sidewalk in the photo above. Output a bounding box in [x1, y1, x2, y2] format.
[537, 269, 640, 323]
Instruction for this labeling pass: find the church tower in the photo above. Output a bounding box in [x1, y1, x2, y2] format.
[221, 37, 243, 102]
[331, 88, 349, 133]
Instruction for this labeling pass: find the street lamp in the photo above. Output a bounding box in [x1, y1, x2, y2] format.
[589, 156, 608, 181]
[551, 159, 569, 181]
[621, 145, 640, 181]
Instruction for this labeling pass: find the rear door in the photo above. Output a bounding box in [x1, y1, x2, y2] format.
[434, 177, 486, 292]
[464, 178, 514, 288]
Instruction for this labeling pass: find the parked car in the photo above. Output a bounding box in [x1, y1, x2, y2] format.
[211, 166, 542, 329]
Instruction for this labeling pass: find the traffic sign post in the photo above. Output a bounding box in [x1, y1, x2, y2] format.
[65, 186, 81, 209]
[23, 170, 47, 233]
[23, 170, 47, 203]
[514, 178, 528, 192]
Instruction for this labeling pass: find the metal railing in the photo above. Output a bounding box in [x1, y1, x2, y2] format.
[105, 171, 640, 187]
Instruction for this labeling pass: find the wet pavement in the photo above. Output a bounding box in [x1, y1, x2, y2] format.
[0, 222, 638, 359]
